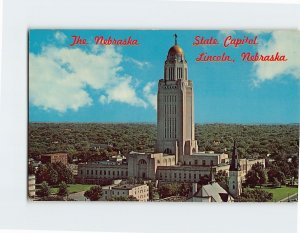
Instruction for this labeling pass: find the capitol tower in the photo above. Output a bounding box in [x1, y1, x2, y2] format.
[156, 35, 198, 164]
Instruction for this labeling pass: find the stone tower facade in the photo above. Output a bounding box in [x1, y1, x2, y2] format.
[155, 35, 198, 164]
[228, 141, 242, 197]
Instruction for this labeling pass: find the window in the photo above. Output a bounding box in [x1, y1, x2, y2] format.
[210, 160, 213, 166]
[194, 174, 196, 179]
[174, 173, 177, 178]
[202, 160, 206, 166]
[121, 171, 124, 176]
[113, 171, 115, 176]
[80, 170, 83, 175]
[195, 160, 198, 165]
[100, 170, 102, 175]
[108, 171, 110, 175]
[104, 171, 106, 175]
[140, 159, 147, 164]
[87, 170, 89, 175]
[189, 161, 191, 165]
[189, 173, 191, 179]
[95, 170, 98, 175]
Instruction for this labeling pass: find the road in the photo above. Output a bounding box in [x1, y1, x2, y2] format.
[69, 191, 87, 201]
[279, 193, 298, 202]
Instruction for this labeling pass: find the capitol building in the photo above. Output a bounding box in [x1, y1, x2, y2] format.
[77, 36, 265, 200]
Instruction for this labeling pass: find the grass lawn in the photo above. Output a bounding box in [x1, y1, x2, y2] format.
[51, 184, 94, 194]
[259, 186, 298, 202]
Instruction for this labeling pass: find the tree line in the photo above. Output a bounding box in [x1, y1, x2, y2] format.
[28, 123, 299, 163]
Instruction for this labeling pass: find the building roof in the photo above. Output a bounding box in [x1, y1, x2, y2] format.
[168, 45, 184, 56]
[191, 182, 232, 202]
[112, 184, 146, 190]
[157, 165, 214, 171]
[192, 151, 228, 156]
[229, 141, 241, 171]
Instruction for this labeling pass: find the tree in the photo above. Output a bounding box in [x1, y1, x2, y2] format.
[272, 177, 281, 188]
[52, 162, 74, 184]
[28, 163, 35, 175]
[179, 183, 191, 197]
[148, 182, 155, 201]
[237, 188, 272, 202]
[158, 183, 181, 198]
[215, 170, 228, 184]
[37, 181, 50, 198]
[245, 170, 259, 188]
[84, 186, 103, 201]
[36, 164, 49, 184]
[158, 183, 191, 199]
[245, 162, 267, 188]
[47, 167, 59, 185]
[36, 163, 74, 185]
[58, 182, 69, 198]
[198, 175, 210, 185]
[267, 166, 286, 185]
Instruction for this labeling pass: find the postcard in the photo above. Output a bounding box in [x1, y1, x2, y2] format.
[28, 29, 299, 202]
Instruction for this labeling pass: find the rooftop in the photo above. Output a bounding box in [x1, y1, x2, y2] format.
[192, 152, 228, 157]
[112, 184, 147, 190]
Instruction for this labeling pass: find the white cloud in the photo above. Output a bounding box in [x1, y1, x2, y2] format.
[99, 95, 108, 104]
[251, 30, 300, 84]
[54, 31, 67, 43]
[125, 57, 150, 69]
[29, 44, 147, 112]
[101, 77, 147, 107]
[143, 82, 157, 110]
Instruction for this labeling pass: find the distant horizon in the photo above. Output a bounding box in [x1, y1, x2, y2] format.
[28, 121, 300, 125]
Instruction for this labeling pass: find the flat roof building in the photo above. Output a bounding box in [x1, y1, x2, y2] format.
[40, 153, 68, 166]
[102, 184, 149, 202]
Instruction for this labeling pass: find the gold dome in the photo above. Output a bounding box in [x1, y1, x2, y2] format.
[168, 45, 184, 56]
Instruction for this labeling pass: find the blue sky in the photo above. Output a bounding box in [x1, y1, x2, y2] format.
[29, 30, 300, 123]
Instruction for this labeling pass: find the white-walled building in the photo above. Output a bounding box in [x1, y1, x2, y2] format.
[28, 175, 36, 198]
[101, 184, 149, 202]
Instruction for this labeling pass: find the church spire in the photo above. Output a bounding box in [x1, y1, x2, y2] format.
[229, 140, 241, 171]
[174, 33, 178, 45]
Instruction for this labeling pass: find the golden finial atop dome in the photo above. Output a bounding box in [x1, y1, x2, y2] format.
[168, 34, 184, 57]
